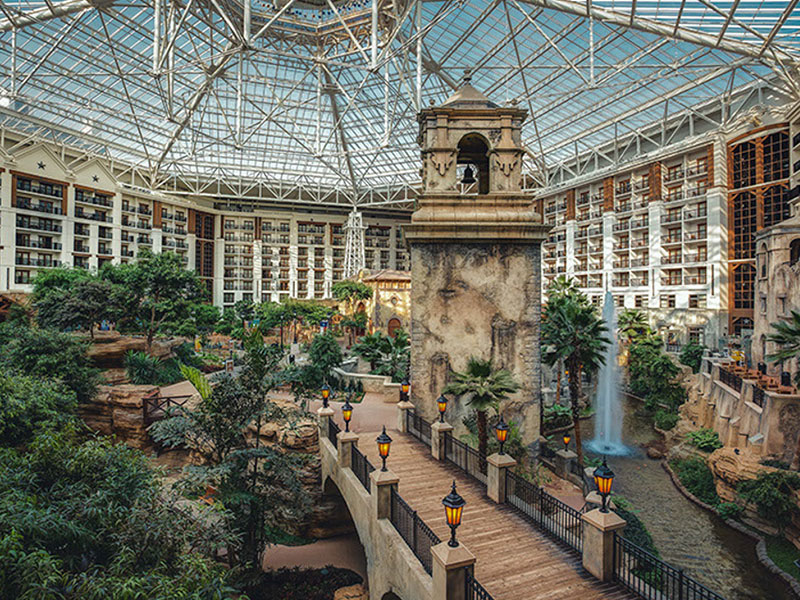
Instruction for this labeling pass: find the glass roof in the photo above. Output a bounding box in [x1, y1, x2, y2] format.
[0, 0, 797, 201]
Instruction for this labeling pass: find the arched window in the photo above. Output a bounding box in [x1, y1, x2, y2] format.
[457, 134, 490, 194]
[757, 243, 768, 278]
[791, 239, 800, 267]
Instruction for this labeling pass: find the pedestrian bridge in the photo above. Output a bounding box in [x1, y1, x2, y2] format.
[317, 402, 687, 600]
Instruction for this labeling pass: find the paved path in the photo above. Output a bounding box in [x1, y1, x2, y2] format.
[357, 431, 633, 600]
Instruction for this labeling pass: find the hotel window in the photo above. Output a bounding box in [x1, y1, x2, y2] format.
[731, 141, 757, 188]
[689, 294, 706, 309]
[763, 131, 789, 182]
[634, 295, 645, 308]
[763, 185, 790, 228]
[660, 295, 676, 308]
[688, 326, 704, 345]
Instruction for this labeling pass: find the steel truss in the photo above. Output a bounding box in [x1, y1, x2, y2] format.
[0, 0, 797, 207]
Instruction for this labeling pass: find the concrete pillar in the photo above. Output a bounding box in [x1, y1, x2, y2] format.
[431, 421, 453, 460]
[317, 406, 334, 440]
[370, 469, 399, 519]
[487, 453, 516, 503]
[397, 400, 414, 433]
[554, 449, 577, 479]
[581, 508, 626, 582]
[431, 542, 475, 600]
[337, 431, 359, 469]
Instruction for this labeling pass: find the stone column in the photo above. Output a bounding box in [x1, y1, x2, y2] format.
[337, 431, 359, 469]
[487, 453, 516, 503]
[317, 406, 334, 440]
[554, 449, 577, 479]
[370, 469, 399, 519]
[397, 400, 414, 433]
[432, 542, 476, 600]
[581, 508, 626, 582]
[431, 421, 453, 460]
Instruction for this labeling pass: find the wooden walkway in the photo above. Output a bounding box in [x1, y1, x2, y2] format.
[358, 431, 634, 600]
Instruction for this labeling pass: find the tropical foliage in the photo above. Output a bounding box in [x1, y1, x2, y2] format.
[0, 372, 77, 446]
[685, 428, 723, 452]
[627, 330, 686, 414]
[617, 309, 649, 345]
[679, 341, 705, 374]
[352, 329, 410, 383]
[542, 279, 609, 466]
[332, 280, 371, 344]
[34, 277, 117, 338]
[443, 357, 519, 459]
[670, 457, 720, 506]
[767, 309, 800, 386]
[124, 350, 184, 386]
[738, 471, 800, 532]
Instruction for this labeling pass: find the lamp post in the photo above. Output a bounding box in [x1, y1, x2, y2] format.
[494, 416, 509, 455]
[437, 394, 448, 422]
[376, 426, 392, 471]
[400, 379, 410, 402]
[321, 383, 330, 409]
[562, 432, 571, 452]
[593, 457, 615, 513]
[442, 480, 466, 547]
[342, 399, 353, 432]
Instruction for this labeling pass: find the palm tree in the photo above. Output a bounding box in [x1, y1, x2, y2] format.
[443, 357, 519, 459]
[352, 332, 385, 371]
[542, 291, 610, 467]
[617, 309, 649, 345]
[767, 310, 800, 469]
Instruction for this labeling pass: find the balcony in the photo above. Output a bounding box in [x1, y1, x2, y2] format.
[16, 239, 62, 251]
[685, 275, 707, 285]
[617, 239, 630, 249]
[664, 191, 684, 204]
[175, 214, 187, 222]
[663, 254, 682, 265]
[630, 258, 648, 267]
[75, 209, 112, 223]
[663, 235, 682, 245]
[662, 278, 682, 287]
[612, 279, 629, 288]
[591, 193, 604, 203]
[631, 218, 648, 229]
[122, 233, 135, 242]
[630, 238, 648, 248]
[137, 206, 152, 215]
[614, 260, 630, 269]
[589, 227, 603, 237]
[74, 226, 90, 237]
[664, 169, 684, 183]
[687, 164, 708, 178]
[631, 277, 648, 287]
[75, 191, 113, 208]
[613, 222, 629, 232]
[684, 207, 707, 220]
[16, 256, 60, 268]
[685, 231, 707, 242]
[16, 180, 63, 198]
[17, 200, 63, 215]
[74, 243, 90, 253]
[137, 236, 152, 244]
[661, 213, 682, 224]
[121, 249, 135, 257]
[684, 253, 707, 264]
[616, 183, 632, 197]
[686, 187, 707, 199]
[162, 212, 175, 220]
[576, 195, 590, 207]
[616, 202, 632, 213]
[576, 229, 588, 238]
[16, 218, 62, 233]
[633, 179, 650, 192]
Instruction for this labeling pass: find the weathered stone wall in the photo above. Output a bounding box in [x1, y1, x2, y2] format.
[409, 242, 542, 447]
[79, 384, 158, 450]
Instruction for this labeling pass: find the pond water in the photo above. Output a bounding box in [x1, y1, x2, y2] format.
[583, 393, 793, 600]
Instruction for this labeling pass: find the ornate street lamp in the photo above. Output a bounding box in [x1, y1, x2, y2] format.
[494, 417, 509, 455]
[437, 394, 448, 422]
[442, 481, 466, 547]
[376, 426, 392, 471]
[321, 383, 331, 408]
[401, 379, 410, 402]
[342, 399, 353, 432]
[593, 457, 615, 513]
[562, 432, 571, 452]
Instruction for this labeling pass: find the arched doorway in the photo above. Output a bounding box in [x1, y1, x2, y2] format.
[457, 133, 490, 194]
[387, 317, 402, 338]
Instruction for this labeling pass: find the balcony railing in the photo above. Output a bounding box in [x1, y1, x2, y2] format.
[663, 255, 682, 265]
[661, 213, 682, 224]
[616, 203, 632, 213]
[16, 218, 62, 232]
[631, 258, 648, 267]
[664, 169, 684, 182]
[685, 231, 707, 241]
[687, 164, 708, 178]
[685, 275, 707, 285]
[16, 256, 61, 267]
[17, 200, 63, 215]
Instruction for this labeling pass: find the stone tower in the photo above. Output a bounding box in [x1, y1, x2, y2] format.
[404, 73, 550, 447]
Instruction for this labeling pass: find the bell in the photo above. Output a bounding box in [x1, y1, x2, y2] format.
[461, 165, 476, 185]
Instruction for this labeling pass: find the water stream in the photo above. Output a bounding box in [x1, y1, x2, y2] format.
[584, 395, 793, 600]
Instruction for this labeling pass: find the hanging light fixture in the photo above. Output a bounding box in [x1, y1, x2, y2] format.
[442, 481, 466, 547]
[437, 394, 448, 422]
[376, 426, 392, 471]
[461, 164, 476, 185]
[494, 417, 509, 455]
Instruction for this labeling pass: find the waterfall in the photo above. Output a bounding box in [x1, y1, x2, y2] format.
[587, 291, 628, 455]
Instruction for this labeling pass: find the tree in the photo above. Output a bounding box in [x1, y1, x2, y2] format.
[30, 266, 92, 302]
[542, 291, 610, 467]
[0, 324, 101, 402]
[617, 309, 650, 345]
[308, 332, 343, 376]
[235, 298, 256, 330]
[372, 329, 410, 383]
[35, 277, 118, 338]
[332, 280, 372, 345]
[443, 357, 519, 460]
[103, 249, 204, 349]
[679, 342, 705, 374]
[0, 372, 77, 446]
[767, 309, 800, 386]
[738, 471, 800, 533]
[352, 331, 385, 370]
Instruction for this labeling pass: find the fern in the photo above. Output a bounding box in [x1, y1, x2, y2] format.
[180, 364, 212, 401]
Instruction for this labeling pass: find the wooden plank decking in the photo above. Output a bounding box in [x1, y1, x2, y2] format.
[358, 431, 634, 600]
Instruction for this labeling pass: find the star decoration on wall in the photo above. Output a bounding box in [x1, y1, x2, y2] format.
[37, 161, 45, 169]
[92, 175, 99, 182]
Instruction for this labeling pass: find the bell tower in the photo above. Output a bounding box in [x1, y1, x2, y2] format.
[404, 72, 550, 447]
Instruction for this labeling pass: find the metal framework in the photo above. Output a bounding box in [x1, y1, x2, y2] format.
[343, 206, 366, 277]
[0, 0, 798, 207]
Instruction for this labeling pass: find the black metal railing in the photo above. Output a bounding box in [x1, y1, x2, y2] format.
[406, 409, 432, 446]
[505, 470, 583, 552]
[351, 444, 375, 493]
[443, 433, 487, 484]
[613, 533, 725, 600]
[328, 418, 340, 448]
[719, 368, 742, 393]
[752, 385, 765, 408]
[465, 568, 495, 600]
[389, 487, 441, 575]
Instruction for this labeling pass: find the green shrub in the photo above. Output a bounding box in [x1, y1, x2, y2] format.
[738, 471, 800, 532]
[543, 402, 572, 431]
[672, 457, 720, 505]
[654, 409, 679, 430]
[308, 333, 343, 375]
[679, 342, 705, 374]
[614, 496, 659, 557]
[716, 502, 744, 520]
[0, 373, 77, 446]
[685, 428, 723, 452]
[125, 351, 184, 386]
[761, 459, 791, 470]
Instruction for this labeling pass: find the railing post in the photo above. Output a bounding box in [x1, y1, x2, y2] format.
[432, 541, 476, 600]
[431, 421, 453, 460]
[678, 568, 685, 600]
[370, 468, 398, 519]
[317, 405, 334, 441]
[554, 448, 577, 480]
[337, 431, 359, 470]
[581, 508, 627, 582]
[397, 400, 414, 433]
[486, 452, 516, 503]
